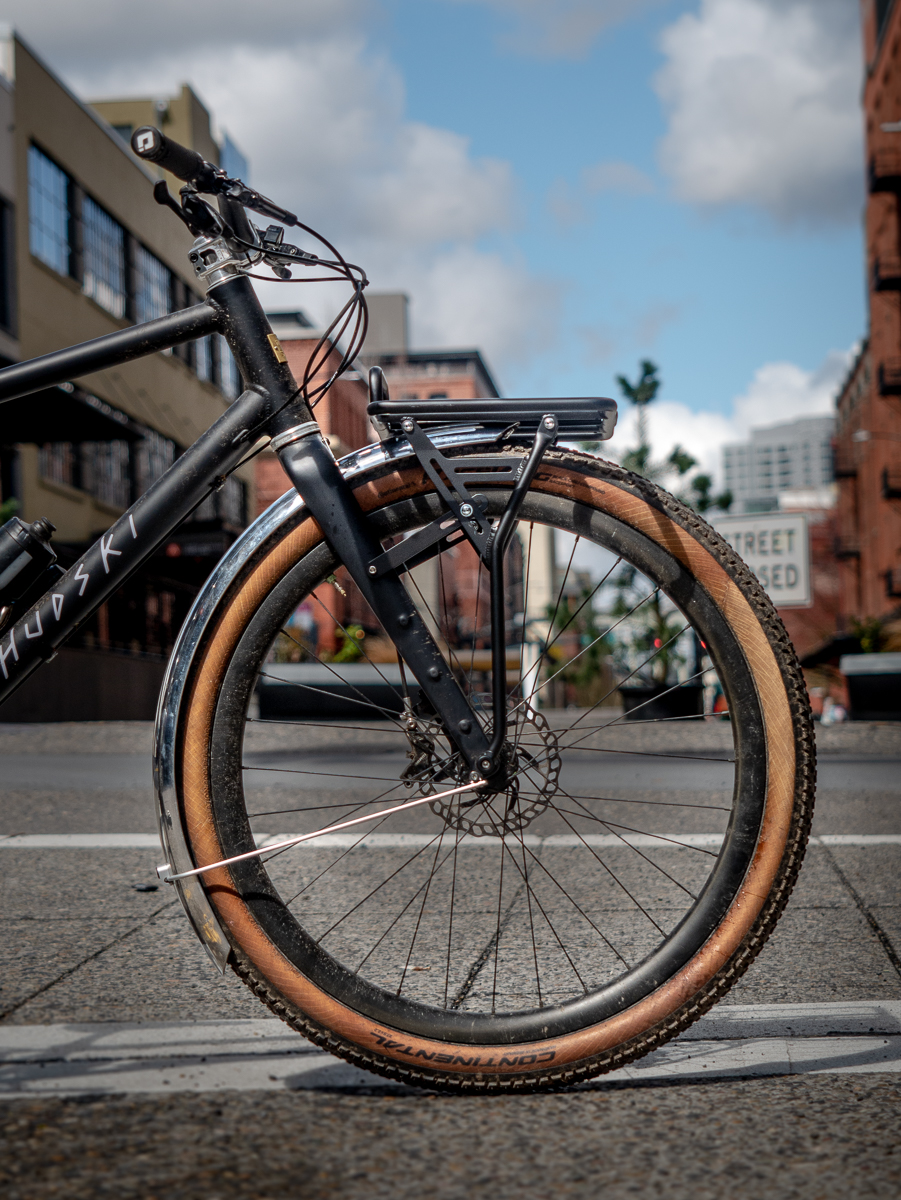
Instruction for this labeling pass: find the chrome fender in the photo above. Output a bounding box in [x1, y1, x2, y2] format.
[152, 427, 503, 970]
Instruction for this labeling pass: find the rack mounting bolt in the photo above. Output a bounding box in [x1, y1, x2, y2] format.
[478, 756, 493, 773]
[402, 419, 414, 434]
[459, 503, 473, 518]
[458, 718, 472, 733]
[544, 417, 555, 429]
[368, 565, 377, 575]
[428, 666, 441, 680]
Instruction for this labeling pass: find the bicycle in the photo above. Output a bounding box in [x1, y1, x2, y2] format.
[0, 126, 815, 1092]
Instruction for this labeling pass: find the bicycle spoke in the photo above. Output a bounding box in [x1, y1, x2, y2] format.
[396, 832, 447, 996]
[257, 668, 404, 723]
[308, 590, 408, 703]
[515, 763, 663, 941]
[444, 823, 464, 1007]
[555, 784, 700, 898]
[514, 821, 543, 1005]
[498, 836, 589, 993]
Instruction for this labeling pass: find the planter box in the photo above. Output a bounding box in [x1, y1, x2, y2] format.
[839, 653, 901, 721]
[258, 661, 416, 720]
[618, 683, 704, 722]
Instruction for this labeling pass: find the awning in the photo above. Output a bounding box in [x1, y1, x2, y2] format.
[0, 383, 143, 443]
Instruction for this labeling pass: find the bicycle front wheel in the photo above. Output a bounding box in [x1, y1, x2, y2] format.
[175, 447, 814, 1091]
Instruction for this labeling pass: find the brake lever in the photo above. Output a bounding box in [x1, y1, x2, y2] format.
[152, 181, 226, 239]
[222, 181, 299, 227]
[256, 223, 319, 277]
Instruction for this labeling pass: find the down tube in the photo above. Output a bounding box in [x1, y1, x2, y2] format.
[0, 385, 275, 705]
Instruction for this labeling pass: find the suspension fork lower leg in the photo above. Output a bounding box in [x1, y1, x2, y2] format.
[274, 429, 492, 773]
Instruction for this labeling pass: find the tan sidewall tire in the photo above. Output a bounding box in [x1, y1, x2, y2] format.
[177, 456, 812, 1089]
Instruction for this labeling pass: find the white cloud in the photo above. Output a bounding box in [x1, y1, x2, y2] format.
[1, 2, 555, 377]
[444, 0, 662, 59]
[583, 160, 654, 195]
[655, 0, 864, 224]
[609, 400, 734, 480]
[578, 301, 681, 364]
[0, 0, 370, 64]
[547, 178, 588, 228]
[406, 245, 560, 365]
[729, 347, 852, 436]
[608, 345, 853, 484]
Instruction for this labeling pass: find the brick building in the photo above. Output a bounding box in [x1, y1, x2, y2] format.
[833, 1, 901, 623]
[258, 298, 547, 682]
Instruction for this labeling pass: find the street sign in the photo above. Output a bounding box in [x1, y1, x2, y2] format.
[710, 511, 811, 608]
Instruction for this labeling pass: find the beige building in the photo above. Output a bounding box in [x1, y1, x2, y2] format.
[0, 32, 252, 718]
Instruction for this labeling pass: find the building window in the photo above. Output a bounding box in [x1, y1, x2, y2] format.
[0, 196, 16, 335]
[28, 145, 72, 277]
[195, 335, 213, 383]
[214, 333, 242, 400]
[195, 475, 246, 528]
[82, 195, 126, 318]
[38, 442, 77, 489]
[136, 427, 178, 495]
[81, 442, 132, 508]
[134, 244, 172, 324]
[39, 440, 131, 508]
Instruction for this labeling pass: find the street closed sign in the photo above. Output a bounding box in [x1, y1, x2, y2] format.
[710, 512, 811, 608]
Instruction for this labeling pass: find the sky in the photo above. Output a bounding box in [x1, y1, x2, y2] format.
[0, 0, 868, 482]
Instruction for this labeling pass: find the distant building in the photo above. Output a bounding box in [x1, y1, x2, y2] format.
[361, 293, 501, 400]
[721, 416, 836, 514]
[829, 0, 901, 624]
[0, 33, 252, 719]
[257, 296, 550, 678]
[90, 84, 248, 187]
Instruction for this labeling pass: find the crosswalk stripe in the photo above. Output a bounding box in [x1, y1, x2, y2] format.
[1, 833, 900, 849]
[1, 1003, 899, 1096]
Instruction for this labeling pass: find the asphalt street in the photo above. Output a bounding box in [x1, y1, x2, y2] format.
[0, 717, 899, 1199]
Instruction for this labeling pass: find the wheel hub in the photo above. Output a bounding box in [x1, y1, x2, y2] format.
[419, 706, 561, 837]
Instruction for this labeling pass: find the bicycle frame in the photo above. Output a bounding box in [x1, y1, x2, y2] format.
[0, 266, 498, 773]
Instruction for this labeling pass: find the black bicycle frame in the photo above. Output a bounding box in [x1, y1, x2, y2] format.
[0, 273, 496, 772]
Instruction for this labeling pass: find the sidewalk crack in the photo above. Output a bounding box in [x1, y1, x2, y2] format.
[820, 842, 901, 981]
[0, 898, 178, 1022]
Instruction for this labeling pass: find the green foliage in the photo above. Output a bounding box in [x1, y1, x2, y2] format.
[610, 564, 685, 686]
[689, 475, 733, 515]
[850, 616, 886, 655]
[619, 444, 652, 475]
[545, 587, 611, 689]
[608, 359, 732, 515]
[0, 497, 18, 523]
[333, 623, 366, 663]
[667, 445, 697, 476]
[615, 360, 660, 409]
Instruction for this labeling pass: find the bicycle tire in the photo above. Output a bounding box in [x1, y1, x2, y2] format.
[175, 447, 815, 1091]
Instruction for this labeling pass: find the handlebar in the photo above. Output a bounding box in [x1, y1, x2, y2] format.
[131, 126, 220, 190]
[131, 125, 299, 231]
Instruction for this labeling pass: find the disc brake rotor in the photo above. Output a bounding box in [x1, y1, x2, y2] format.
[426, 706, 561, 837]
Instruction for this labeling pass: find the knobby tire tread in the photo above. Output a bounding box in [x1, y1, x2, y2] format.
[191, 452, 816, 1092]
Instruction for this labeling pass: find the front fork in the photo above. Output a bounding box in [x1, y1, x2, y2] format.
[274, 420, 556, 779]
[275, 428, 493, 776]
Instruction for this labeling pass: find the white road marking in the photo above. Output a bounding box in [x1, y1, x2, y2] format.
[0, 834, 163, 848]
[1, 833, 900, 849]
[1, 1004, 899, 1097]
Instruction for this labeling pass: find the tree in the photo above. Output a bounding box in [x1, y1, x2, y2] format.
[616, 359, 659, 457]
[615, 360, 732, 514]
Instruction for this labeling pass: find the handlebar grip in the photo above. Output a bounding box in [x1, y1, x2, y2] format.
[131, 126, 217, 188]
